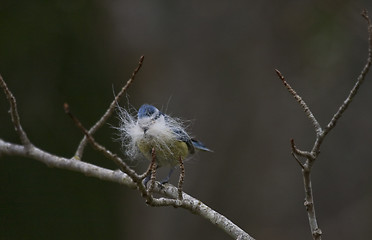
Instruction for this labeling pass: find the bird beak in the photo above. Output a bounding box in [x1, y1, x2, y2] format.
[143, 127, 149, 134]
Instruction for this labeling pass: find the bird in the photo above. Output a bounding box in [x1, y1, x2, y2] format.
[118, 104, 211, 186]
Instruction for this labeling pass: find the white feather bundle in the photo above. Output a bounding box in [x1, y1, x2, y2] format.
[116, 105, 190, 164]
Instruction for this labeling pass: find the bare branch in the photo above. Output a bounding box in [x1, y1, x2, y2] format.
[279, 11, 372, 240]
[154, 183, 256, 240]
[75, 55, 145, 159]
[0, 138, 255, 240]
[302, 169, 321, 240]
[0, 138, 136, 187]
[275, 69, 323, 136]
[0, 75, 32, 147]
[324, 10, 372, 135]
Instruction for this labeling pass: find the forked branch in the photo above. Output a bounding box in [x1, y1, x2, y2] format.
[276, 9, 372, 240]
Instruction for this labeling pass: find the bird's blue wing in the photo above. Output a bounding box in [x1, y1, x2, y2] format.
[173, 127, 212, 153]
[191, 139, 212, 152]
[172, 128, 195, 154]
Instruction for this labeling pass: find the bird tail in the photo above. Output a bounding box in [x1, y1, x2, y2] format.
[191, 139, 213, 152]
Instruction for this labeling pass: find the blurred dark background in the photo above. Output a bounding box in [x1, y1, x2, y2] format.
[1, 1, 372, 239]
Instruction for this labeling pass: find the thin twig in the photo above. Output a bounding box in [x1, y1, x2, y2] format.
[64, 103, 139, 179]
[290, 138, 315, 160]
[275, 69, 323, 136]
[324, 10, 372, 135]
[0, 75, 32, 147]
[178, 156, 185, 200]
[291, 152, 305, 169]
[75, 56, 145, 159]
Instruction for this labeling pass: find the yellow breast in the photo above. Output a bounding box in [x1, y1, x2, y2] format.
[137, 137, 189, 167]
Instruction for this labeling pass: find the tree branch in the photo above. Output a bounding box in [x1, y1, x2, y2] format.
[0, 138, 136, 187]
[0, 138, 255, 240]
[0, 75, 32, 148]
[276, 10, 372, 240]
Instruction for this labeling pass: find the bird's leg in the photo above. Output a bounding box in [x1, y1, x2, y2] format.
[143, 162, 158, 187]
[177, 156, 185, 200]
[143, 147, 157, 190]
[147, 148, 158, 192]
[143, 174, 151, 187]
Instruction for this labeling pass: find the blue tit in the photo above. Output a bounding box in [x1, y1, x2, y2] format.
[118, 104, 211, 186]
